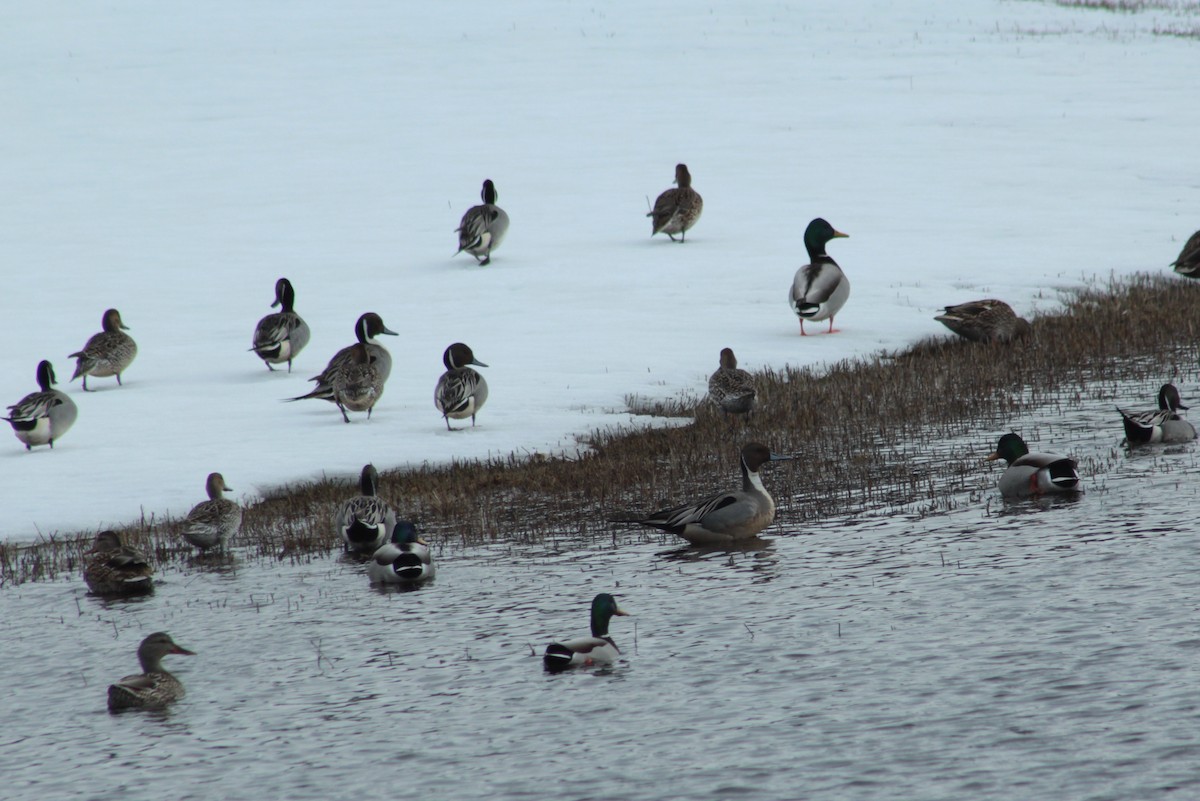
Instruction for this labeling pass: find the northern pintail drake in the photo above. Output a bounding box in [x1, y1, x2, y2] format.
[707, 348, 756, 417]
[987, 433, 1080, 497]
[1117, 383, 1197, 445]
[789, 218, 850, 335]
[83, 531, 154, 596]
[543, 593, 629, 672]
[368, 521, 435, 583]
[5, 360, 78, 450]
[288, 312, 397, 423]
[648, 163, 703, 242]
[614, 442, 793, 545]
[107, 632, 195, 712]
[182, 472, 242, 551]
[251, 277, 311, 372]
[456, 179, 509, 266]
[70, 308, 137, 390]
[1170, 230, 1200, 279]
[934, 299, 1031, 343]
[336, 464, 397, 554]
[434, 342, 489, 429]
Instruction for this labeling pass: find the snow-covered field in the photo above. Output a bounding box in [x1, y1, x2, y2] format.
[2, 1, 1196, 542]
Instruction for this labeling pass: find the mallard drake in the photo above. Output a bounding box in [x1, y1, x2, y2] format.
[986, 433, 1080, 497]
[107, 632, 195, 711]
[70, 308, 137, 390]
[707, 348, 756, 417]
[182, 472, 242, 551]
[789, 218, 849, 335]
[934, 299, 1031, 343]
[83, 530, 153, 596]
[1117, 383, 1197, 445]
[434, 342, 488, 429]
[648, 163, 703, 242]
[613, 442, 792, 545]
[288, 312, 397, 423]
[1170, 230, 1200, 279]
[456, 179, 510, 266]
[368, 521, 435, 583]
[336, 464, 397, 554]
[543, 593, 629, 672]
[251, 277, 311, 372]
[5, 360, 78, 450]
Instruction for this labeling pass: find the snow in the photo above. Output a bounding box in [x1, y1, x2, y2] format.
[2, 1, 1196, 542]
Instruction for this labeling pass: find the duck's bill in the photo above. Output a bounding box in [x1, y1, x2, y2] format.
[985, 452, 1001, 462]
[171, 645, 197, 656]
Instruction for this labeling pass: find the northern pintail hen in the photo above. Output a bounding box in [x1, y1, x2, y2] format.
[1170, 230, 1200, 279]
[935, 299, 1031, 343]
[614, 443, 793, 545]
[70, 308, 137, 390]
[251, 277, 311, 372]
[543, 593, 629, 672]
[182, 472, 242, 551]
[83, 531, 154, 596]
[368, 521, 435, 583]
[987, 433, 1081, 497]
[789, 218, 850, 335]
[648, 163, 703, 242]
[707, 348, 756, 417]
[1117, 383, 1197, 445]
[336, 464, 397, 554]
[288, 312, 397, 423]
[456, 179, 510, 266]
[5, 360, 78, 450]
[107, 632, 195, 712]
[434, 342, 488, 429]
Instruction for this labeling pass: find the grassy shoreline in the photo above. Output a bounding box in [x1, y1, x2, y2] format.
[3, 273, 1197, 586]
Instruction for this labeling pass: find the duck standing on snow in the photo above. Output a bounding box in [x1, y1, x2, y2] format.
[182, 472, 242, 551]
[336, 464, 397, 554]
[1170, 230, 1200, 279]
[288, 312, 397, 423]
[456, 179, 509, 266]
[70, 308, 137, 390]
[107, 632, 195, 712]
[83, 530, 154, 596]
[1117, 383, 1197, 445]
[934, 299, 1031, 343]
[612, 442, 793, 545]
[986, 433, 1080, 497]
[543, 593, 629, 672]
[648, 163, 703, 242]
[434, 342, 489, 429]
[368, 521, 435, 584]
[5, 360, 78, 450]
[251, 277, 311, 372]
[707, 347, 756, 417]
[789, 218, 850, 335]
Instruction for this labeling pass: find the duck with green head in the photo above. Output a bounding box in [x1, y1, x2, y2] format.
[543, 593, 629, 672]
[789, 218, 850, 335]
[987, 433, 1080, 497]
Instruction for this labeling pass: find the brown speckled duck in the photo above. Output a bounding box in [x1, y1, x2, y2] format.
[182, 472, 242, 551]
[1170, 230, 1200, 279]
[935, 299, 1031, 343]
[70, 308, 137, 391]
[648, 163, 703, 242]
[107, 632, 195, 712]
[83, 531, 153, 596]
[707, 348, 756, 417]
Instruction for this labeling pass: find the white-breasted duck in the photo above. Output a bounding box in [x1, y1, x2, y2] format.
[288, 312, 397, 423]
[182, 472, 242, 551]
[648, 163, 703, 242]
[935, 299, 1031, 343]
[1117, 383, 1197, 445]
[251, 277, 311, 372]
[70, 308, 137, 390]
[707, 348, 756, 417]
[83, 530, 154, 597]
[543, 593, 629, 672]
[336, 464, 397, 554]
[368, 521, 435, 584]
[107, 632, 195, 712]
[434, 342, 489, 430]
[1170, 230, 1200, 279]
[456, 179, 510, 266]
[5, 360, 78, 450]
[986, 433, 1081, 497]
[789, 218, 850, 335]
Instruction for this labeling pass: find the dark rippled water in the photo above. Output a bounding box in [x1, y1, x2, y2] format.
[4, 385, 1199, 801]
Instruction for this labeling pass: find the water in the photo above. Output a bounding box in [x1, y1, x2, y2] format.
[3, 385, 1200, 801]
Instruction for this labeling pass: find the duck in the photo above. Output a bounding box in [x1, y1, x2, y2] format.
[543, 593, 629, 672]
[456, 179, 510, 266]
[107, 632, 195, 711]
[707, 347, 756, 417]
[4, 360, 78, 450]
[1117, 383, 1197, 445]
[612, 442, 792, 545]
[367, 521, 435, 583]
[986, 433, 1080, 497]
[83, 530, 154, 596]
[648, 163, 703, 242]
[250, 277, 311, 372]
[789, 218, 850, 335]
[70, 308, 137, 390]
[434, 342, 489, 429]
[934, 299, 1031, 343]
[336, 464, 397, 554]
[1170, 230, 1200, 279]
[182, 472, 242, 551]
[287, 312, 397, 423]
